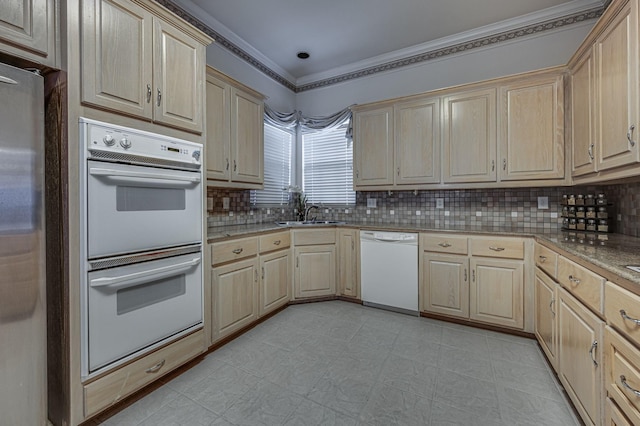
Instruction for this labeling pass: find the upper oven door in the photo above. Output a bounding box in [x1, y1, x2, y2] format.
[87, 160, 202, 258]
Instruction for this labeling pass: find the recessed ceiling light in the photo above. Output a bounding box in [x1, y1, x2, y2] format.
[297, 52, 310, 59]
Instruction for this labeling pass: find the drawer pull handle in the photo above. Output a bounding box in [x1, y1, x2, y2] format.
[232, 248, 243, 254]
[538, 255, 547, 263]
[549, 298, 556, 317]
[438, 242, 451, 248]
[464, 269, 467, 282]
[146, 359, 165, 373]
[146, 84, 152, 103]
[273, 240, 281, 245]
[568, 275, 581, 285]
[588, 340, 598, 367]
[489, 246, 505, 252]
[620, 309, 640, 325]
[620, 375, 640, 397]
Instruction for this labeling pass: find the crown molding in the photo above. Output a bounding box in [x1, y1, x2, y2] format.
[156, 0, 605, 94]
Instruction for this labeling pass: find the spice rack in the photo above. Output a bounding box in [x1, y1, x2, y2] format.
[561, 193, 611, 233]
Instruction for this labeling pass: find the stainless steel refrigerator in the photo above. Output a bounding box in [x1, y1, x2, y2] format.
[0, 62, 47, 424]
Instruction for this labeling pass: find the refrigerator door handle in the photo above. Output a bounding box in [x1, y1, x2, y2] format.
[0, 75, 18, 85]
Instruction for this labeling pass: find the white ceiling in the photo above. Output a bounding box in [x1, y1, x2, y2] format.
[182, 0, 605, 84]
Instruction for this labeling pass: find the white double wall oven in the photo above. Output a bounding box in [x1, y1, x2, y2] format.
[79, 118, 204, 379]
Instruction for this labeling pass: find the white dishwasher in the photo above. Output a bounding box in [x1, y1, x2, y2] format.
[360, 230, 418, 315]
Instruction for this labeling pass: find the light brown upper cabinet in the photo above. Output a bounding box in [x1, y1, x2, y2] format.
[394, 96, 441, 185]
[570, 48, 597, 176]
[0, 0, 57, 67]
[81, 0, 210, 133]
[353, 104, 394, 187]
[498, 72, 564, 181]
[353, 96, 440, 189]
[443, 87, 497, 183]
[205, 67, 264, 188]
[593, 0, 639, 171]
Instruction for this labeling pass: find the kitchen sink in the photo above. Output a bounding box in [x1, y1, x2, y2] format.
[276, 220, 346, 226]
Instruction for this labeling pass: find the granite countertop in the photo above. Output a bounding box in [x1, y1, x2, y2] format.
[207, 222, 640, 287]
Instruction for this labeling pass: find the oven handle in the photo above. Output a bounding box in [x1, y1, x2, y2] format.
[89, 167, 201, 184]
[89, 257, 201, 290]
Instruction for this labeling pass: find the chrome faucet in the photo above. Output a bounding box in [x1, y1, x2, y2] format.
[304, 205, 320, 222]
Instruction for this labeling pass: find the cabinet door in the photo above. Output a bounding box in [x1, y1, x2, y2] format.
[594, 0, 639, 171]
[211, 258, 258, 341]
[153, 17, 205, 133]
[443, 88, 497, 183]
[558, 287, 603, 426]
[470, 257, 524, 329]
[205, 74, 231, 181]
[338, 229, 359, 299]
[294, 245, 336, 298]
[0, 0, 56, 66]
[421, 253, 469, 319]
[535, 270, 558, 370]
[231, 88, 264, 184]
[571, 49, 598, 176]
[353, 106, 394, 186]
[395, 97, 441, 184]
[81, 0, 153, 118]
[499, 74, 564, 181]
[259, 250, 290, 317]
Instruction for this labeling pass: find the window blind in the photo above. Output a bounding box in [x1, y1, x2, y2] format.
[302, 124, 355, 205]
[251, 123, 292, 205]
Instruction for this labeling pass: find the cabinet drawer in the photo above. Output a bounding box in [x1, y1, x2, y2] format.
[605, 327, 640, 426]
[470, 237, 524, 259]
[84, 329, 204, 417]
[421, 234, 468, 254]
[606, 282, 640, 347]
[557, 256, 604, 314]
[211, 237, 258, 266]
[606, 397, 634, 426]
[293, 229, 336, 246]
[534, 243, 558, 279]
[259, 231, 291, 253]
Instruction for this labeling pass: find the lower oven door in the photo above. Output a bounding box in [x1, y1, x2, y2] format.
[87, 160, 202, 258]
[86, 252, 202, 373]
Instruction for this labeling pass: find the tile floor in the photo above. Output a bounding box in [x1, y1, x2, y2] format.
[100, 301, 580, 425]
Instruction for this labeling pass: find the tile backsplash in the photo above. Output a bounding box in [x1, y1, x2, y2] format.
[208, 187, 563, 232]
[208, 183, 640, 237]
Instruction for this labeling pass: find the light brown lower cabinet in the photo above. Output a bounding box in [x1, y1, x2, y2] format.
[534, 269, 558, 370]
[470, 257, 524, 329]
[211, 258, 258, 343]
[558, 286, 603, 426]
[337, 229, 359, 299]
[294, 245, 336, 298]
[421, 252, 469, 319]
[259, 249, 291, 316]
[605, 326, 640, 425]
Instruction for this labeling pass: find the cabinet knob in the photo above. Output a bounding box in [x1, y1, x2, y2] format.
[568, 275, 581, 285]
[538, 255, 547, 263]
[438, 242, 451, 248]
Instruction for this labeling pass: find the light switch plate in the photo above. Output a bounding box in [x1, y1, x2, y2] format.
[367, 198, 377, 208]
[207, 196, 213, 211]
[222, 197, 230, 210]
[436, 198, 444, 209]
[537, 196, 549, 209]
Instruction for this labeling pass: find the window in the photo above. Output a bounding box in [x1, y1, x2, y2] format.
[302, 123, 355, 205]
[251, 123, 292, 205]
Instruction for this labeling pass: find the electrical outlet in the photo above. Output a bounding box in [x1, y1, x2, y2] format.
[367, 198, 377, 208]
[222, 197, 230, 210]
[206, 196, 213, 211]
[436, 198, 444, 209]
[537, 196, 549, 209]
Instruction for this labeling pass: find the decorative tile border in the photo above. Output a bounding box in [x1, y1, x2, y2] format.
[155, 0, 603, 93]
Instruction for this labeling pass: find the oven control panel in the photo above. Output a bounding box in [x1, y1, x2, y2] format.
[80, 118, 202, 168]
